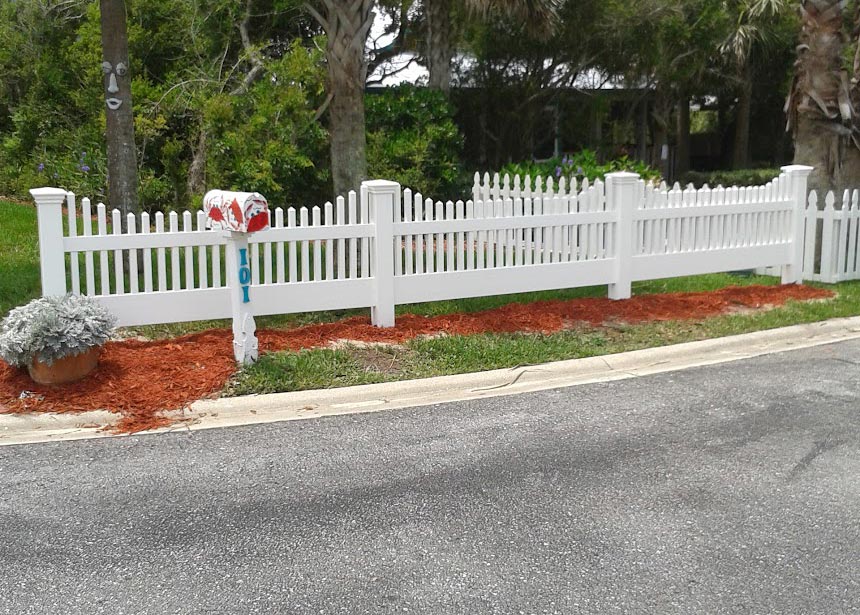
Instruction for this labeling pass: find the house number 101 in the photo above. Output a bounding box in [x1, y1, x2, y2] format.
[238, 247, 251, 303]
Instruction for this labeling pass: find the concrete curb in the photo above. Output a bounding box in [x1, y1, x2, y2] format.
[3, 316, 860, 446]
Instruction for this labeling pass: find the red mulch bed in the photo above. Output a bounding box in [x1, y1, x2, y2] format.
[0, 284, 834, 434]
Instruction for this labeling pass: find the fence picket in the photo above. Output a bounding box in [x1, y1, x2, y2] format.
[67, 192, 80, 295]
[850, 191, 860, 278]
[505, 198, 516, 266]
[595, 180, 606, 259]
[97, 203, 110, 295]
[396, 190, 406, 277]
[476, 201, 486, 270]
[288, 207, 298, 283]
[821, 192, 836, 281]
[836, 190, 850, 280]
[445, 201, 455, 272]
[534, 197, 544, 264]
[300, 207, 310, 282]
[466, 200, 475, 270]
[456, 200, 466, 271]
[336, 197, 346, 280]
[183, 211, 194, 289]
[81, 198, 95, 295]
[313, 206, 322, 282]
[348, 193, 358, 279]
[434, 201, 444, 273]
[803, 192, 818, 279]
[128, 213, 138, 293]
[324, 202, 334, 281]
[275, 208, 285, 283]
[197, 211, 208, 289]
[262, 209, 273, 285]
[424, 197, 434, 273]
[112, 209, 124, 295]
[414, 193, 425, 274]
[141, 212, 153, 293]
[544, 197, 556, 263]
[169, 211, 180, 290]
[360, 186, 370, 278]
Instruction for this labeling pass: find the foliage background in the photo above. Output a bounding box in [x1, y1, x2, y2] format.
[0, 0, 800, 210]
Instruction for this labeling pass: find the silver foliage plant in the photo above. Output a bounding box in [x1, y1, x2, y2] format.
[0, 295, 117, 367]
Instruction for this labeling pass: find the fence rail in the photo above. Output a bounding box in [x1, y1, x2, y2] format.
[31, 165, 813, 329]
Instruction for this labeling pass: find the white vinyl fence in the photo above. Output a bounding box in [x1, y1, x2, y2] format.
[31, 165, 813, 329]
[800, 189, 860, 283]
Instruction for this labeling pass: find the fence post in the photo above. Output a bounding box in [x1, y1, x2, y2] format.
[30, 187, 69, 297]
[365, 180, 399, 327]
[780, 164, 814, 284]
[606, 172, 640, 300]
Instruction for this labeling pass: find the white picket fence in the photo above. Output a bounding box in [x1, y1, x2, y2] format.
[473, 169, 860, 284]
[31, 166, 812, 329]
[801, 189, 860, 283]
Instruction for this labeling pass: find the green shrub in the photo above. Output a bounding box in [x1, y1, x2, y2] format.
[498, 149, 662, 185]
[202, 41, 330, 209]
[680, 168, 781, 188]
[366, 85, 466, 200]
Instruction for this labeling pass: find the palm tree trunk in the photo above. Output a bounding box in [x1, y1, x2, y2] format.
[426, 0, 453, 94]
[732, 63, 753, 169]
[787, 0, 860, 195]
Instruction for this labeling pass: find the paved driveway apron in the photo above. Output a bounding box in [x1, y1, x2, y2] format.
[1, 340, 859, 614]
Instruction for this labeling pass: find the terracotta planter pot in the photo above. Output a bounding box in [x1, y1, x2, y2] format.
[28, 347, 101, 385]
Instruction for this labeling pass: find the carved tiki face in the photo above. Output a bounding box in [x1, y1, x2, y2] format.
[102, 61, 127, 111]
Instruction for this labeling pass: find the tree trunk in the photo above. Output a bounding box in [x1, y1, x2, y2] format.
[187, 129, 207, 198]
[650, 95, 672, 181]
[732, 63, 752, 170]
[676, 98, 691, 176]
[635, 99, 649, 162]
[308, 0, 372, 197]
[100, 0, 138, 219]
[787, 0, 860, 195]
[426, 0, 453, 94]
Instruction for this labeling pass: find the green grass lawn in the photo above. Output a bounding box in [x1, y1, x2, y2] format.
[1, 199, 41, 316]
[4, 196, 860, 399]
[226, 278, 860, 396]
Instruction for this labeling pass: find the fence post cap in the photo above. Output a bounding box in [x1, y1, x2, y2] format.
[29, 187, 68, 202]
[780, 164, 814, 175]
[362, 179, 400, 191]
[605, 171, 640, 183]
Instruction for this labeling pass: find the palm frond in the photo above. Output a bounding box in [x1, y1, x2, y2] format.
[465, 0, 561, 31]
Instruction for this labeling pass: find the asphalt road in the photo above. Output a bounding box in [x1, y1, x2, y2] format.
[1, 340, 859, 615]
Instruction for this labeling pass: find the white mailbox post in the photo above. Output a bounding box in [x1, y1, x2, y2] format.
[203, 190, 270, 364]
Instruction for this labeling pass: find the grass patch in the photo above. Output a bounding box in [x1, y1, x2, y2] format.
[225, 346, 391, 396]
[229, 280, 860, 396]
[0, 200, 41, 316]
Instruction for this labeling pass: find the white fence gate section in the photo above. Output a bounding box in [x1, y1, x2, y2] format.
[31, 165, 812, 329]
[800, 189, 860, 283]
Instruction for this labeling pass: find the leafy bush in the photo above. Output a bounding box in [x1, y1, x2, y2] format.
[498, 149, 662, 185]
[679, 168, 781, 188]
[203, 41, 330, 209]
[0, 295, 116, 367]
[366, 85, 466, 200]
